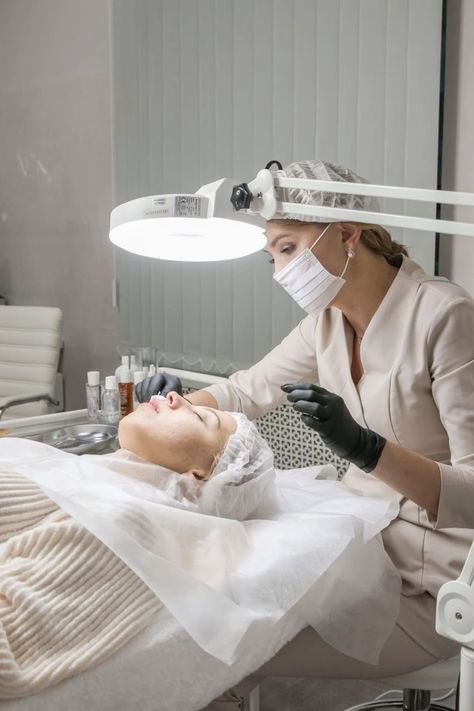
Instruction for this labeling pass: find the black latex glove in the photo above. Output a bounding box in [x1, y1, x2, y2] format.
[134, 372, 183, 403]
[282, 383, 386, 473]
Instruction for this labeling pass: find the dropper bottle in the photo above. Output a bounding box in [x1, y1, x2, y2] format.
[118, 367, 134, 418]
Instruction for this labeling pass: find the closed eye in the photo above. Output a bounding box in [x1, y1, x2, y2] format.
[183, 396, 206, 424]
[184, 396, 221, 429]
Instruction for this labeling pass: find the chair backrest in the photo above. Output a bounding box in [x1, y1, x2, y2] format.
[0, 305, 63, 418]
[255, 400, 348, 475]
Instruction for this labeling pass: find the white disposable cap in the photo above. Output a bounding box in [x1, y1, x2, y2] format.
[119, 367, 133, 383]
[133, 369, 146, 385]
[105, 375, 117, 390]
[87, 371, 100, 386]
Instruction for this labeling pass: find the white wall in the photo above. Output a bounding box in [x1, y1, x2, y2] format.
[439, 0, 474, 295]
[0, 0, 116, 409]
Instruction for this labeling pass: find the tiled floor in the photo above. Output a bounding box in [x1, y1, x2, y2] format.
[257, 677, 456, 710]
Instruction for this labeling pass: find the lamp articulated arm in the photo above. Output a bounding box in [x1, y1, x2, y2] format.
[231, 168, 474, 237]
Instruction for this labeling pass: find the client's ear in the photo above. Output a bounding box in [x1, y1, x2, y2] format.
[186, 467, 209, 482]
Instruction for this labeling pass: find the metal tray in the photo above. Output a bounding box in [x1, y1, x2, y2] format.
[30, 423, 117, 455]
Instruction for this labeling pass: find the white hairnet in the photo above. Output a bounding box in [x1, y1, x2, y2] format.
[276, 159, 380, 223]
[198, 413, 276, 520]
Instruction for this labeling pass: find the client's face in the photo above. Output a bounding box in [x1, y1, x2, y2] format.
[118, 392, 236, 480]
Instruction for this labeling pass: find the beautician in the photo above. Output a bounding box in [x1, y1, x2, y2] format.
[136, 160, 474, 685]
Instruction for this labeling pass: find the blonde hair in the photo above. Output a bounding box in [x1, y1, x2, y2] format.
[268, 219, 409, 262]
[348, 222, 408, 261]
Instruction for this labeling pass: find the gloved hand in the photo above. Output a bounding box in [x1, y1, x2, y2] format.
[134, 372, 183, 403]
[282, 383, 386, 473]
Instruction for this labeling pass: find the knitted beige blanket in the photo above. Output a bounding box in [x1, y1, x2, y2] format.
[0, 471, 162, 699]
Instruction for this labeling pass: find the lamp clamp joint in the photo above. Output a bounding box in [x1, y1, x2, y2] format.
[231, 182, 253, 211]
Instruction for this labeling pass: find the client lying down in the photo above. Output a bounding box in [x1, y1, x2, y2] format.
[0, 394, 401, 706]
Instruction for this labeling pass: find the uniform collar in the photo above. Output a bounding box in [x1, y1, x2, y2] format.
[317, 256, 425, 424]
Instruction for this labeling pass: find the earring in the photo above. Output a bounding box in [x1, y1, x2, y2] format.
[347, 247, 355, 258]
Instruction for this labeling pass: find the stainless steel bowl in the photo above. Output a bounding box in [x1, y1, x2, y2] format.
[31, 423, 117, 455]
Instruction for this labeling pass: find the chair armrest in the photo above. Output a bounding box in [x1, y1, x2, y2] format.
[0, 393, 60, 419]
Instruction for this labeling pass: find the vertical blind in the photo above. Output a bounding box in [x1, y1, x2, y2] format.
[111, 0, 443, 375]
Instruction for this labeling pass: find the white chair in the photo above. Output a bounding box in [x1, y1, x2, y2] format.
[0, 305, 63, 419]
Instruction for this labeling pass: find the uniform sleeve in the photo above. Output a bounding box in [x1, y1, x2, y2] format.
[428, 296, 474, 529]
[203, 315, 319, 419]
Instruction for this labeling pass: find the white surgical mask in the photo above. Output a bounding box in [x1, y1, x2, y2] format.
[273, 223, 353, 317]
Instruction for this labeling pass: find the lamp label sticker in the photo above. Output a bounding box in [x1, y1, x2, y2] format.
[144, 195, 206, 219]
[174, 196, 205, 217]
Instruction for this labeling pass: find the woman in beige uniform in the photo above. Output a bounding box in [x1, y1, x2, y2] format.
[136, 160, 474, 700]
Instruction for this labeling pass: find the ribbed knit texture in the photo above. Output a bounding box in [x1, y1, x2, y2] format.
[0, 472, 162, 699]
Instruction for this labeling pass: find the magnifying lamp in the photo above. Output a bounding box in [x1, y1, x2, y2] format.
[110, 164, 474, 262]
[109, 178, 266, 262]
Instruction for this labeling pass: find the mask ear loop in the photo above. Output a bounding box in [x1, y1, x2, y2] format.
[309, 222, 333, 251]
[308, 224, 354, 278]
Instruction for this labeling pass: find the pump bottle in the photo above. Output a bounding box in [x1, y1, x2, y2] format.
[102, 376, 120, 424]
[86, 371, 101, 422]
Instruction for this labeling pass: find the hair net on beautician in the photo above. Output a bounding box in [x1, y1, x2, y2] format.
[198, 413, 276, 520]
[276, 159, 380, 223]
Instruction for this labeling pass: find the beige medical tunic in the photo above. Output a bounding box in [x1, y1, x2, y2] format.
[206, 256, 474, 658]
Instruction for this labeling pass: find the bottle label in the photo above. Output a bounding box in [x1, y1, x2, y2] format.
[119, 384, 133, 417]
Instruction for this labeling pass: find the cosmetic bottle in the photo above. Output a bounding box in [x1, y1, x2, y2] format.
[115, 355, 130, 379]
[133, 370, 147, 410]
[86, 371, 101, 422]
[118, 367, 134, 418]
[102, 375, 120, 424]
[129, 355, 140, 373]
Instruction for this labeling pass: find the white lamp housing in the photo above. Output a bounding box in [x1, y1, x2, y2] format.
[109, 178, 266, 262]
[110, 168, 474, 262]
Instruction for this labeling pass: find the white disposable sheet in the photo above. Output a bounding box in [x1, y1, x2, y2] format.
[0, 439, 401, 667]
